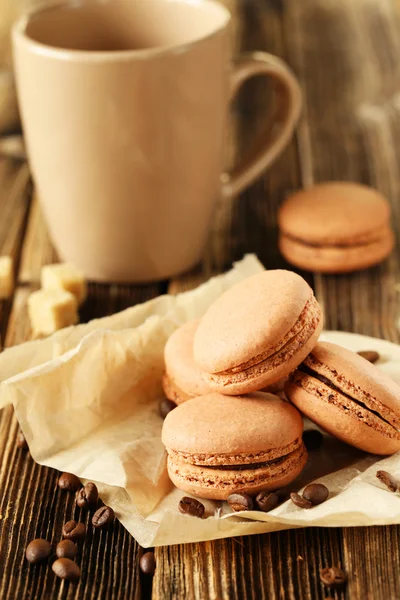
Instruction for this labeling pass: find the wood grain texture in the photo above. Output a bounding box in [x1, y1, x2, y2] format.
[2, 0, 400, 598]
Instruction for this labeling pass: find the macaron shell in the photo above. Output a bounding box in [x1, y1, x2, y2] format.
[193, 270, 314, 374]
[279, 228, 394, 273]
[278, 182, 391, 245]
[305, 341, 400, 422]
[286, 380, 400, 455]
[163, 320, 211, 402]
[167, 443, 308, 500]
[162, 373, 192, 405]
[203, 307, 323, 394]
[162, 392, 304, 456]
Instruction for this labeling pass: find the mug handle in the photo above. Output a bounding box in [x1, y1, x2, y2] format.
[221, 52, 302, 199]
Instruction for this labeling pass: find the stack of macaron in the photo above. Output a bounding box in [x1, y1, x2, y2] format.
[161, 269, 400, 503]
[278, 182, 394, 273]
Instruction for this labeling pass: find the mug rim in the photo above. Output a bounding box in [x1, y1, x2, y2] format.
[12, 0, 231, 62]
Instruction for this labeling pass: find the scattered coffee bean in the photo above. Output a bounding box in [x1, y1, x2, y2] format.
[303, 483, 329, 506]
[140, 551, 156, 576]
[357, 350, 380, 364]
[25, 539, 52, 564]
[76, 482, 98, 509]
[17, 430, 28, 450]
[227, 493, 254, 512]
[58, 472, 81, 492]
[302, 429, 323, 451]
[319, 566, 347, 587]
[56, 540, 78, 560]
[290, 492, 312, 509]
[376, 470, 398, 492]
[255, 491, 279, 512]
[62, 520, 86, 541]
[52, 558, 81, 583]
[92, 506, 115, 529]
[159, 398, 177, 419]
[178, 496, 205, 518]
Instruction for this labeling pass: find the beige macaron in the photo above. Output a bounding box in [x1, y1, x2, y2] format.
[278, 182, 394, 273]
[285, 341, 400, 455]
[194, 270, 323, 394]
[162, 392, 307, 500]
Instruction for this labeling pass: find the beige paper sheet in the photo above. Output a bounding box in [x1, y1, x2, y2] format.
[1, 255, 400, 547]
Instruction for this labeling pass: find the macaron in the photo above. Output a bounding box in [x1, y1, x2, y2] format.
[285, 341, 400, 455]
[193, 270, 323, 395]
[278, 182, 394, 273]
[162, 320, 211, 404]
[162, 392, 307, 500]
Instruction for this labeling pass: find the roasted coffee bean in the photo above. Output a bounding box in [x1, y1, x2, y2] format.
[255, 491, 279, 512]
[319, 566, 347, 587]
[76, 482, 98, 509]
[357, 350, 380, 364]
[227, 493, 254, 512]
[56, 540, 78, 560]
[62, 520, 86, 541]
[140, 551, 156, 576]
[303, 483, 329, 506]
[92, 506, 115, 528]
[159, 398, 177, 419]
[290, 492, 312, 509]
[376, 470, 398, 492]
[17, 430, 28, 450]
[25, 539, 52, 564]
[58, 472, 81, 492]
[302, 429, 323, 451]
[178, 496, 205, 518]
[52, 558, 81, 582]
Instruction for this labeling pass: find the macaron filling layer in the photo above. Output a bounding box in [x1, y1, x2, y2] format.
[290, 362, 400, 439]
[281, 224, 390, 249]
[203, 296, 321, 387]
[167, 443, 307, 490]
[168, 437, 301, 467]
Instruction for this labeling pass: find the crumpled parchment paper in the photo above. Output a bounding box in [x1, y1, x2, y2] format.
[1, 254, 400, 547]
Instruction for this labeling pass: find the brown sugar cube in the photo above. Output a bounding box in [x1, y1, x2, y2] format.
[41, 263, 87, 305]
[0, 256, 13, 299]
[28, 288, 78, 336]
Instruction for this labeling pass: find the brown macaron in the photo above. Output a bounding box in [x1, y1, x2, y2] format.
[285, 341, 400, 455]
[193, 270, 323, 394]
[162, 392, 307, 500]
[278, 182, 394, 273]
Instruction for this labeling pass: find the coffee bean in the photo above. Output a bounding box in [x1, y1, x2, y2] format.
[140, 551, 156, 576]
[303, 483, 329, 506]
[357, 350, 380, 363]
[319, 566, 347, 587]
[302, 429, 323, 451]
[227, 493, 254, 512]
[17, 430, 28, 450]
[376, 470, 398, 492]
[52, 558, 81, 582]
[58, 472, 81, 492]
[159, 398, 176, 419]
[290, 492, 312, 509]
[255, 491, 279, 512]
[92, 506, 115, 528]
[178, 496, 205, 518]
[76, 482, 98, 509]
[62, 520, 86, 541]
[25, 539, 52, 564]
[56, 540, 78, 560]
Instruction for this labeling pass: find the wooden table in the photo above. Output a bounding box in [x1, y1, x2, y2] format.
[1, 0, 400, 598]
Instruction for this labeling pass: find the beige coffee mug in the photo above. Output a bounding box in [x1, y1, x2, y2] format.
[13, 0, 301, 282]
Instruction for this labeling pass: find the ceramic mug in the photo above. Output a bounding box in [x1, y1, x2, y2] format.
[13, 0, 301, 282]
